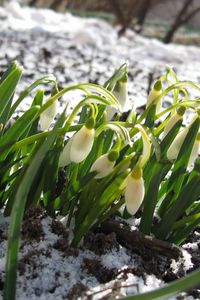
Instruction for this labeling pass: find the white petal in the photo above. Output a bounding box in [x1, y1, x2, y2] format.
[125, 175, 145, 215]
[162, 113, 182, 139]
[146, 89, 162, 114]
[70, 126, 94, 163]
[90, 154, 115, 179]
[106, 106, 117, 120]
[59, 138, 73, 167]
[188, 140, 200, 170]
[40, 101, 57, 131]
[113, 81, 127, 108]
[107, 81, 127, 120]
[167, 127, 189, 161]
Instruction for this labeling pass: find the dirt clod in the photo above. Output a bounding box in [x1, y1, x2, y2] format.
[67, 282, 87, 300]
[53, 238, 79, 257]
[21, 218, 44, 242]
[82, 258, 117, 283]
[50, 219, 69, 238]
[84, 232, 119, 255]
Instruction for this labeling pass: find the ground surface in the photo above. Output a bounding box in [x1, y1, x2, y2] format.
[0, 207, 200, 300]
[0, 2, 200, 299]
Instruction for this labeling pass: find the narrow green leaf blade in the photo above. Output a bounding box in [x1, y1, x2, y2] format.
[4, 109, 66, 300]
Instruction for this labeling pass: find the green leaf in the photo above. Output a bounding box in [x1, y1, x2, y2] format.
[114, 268, 200, 300]
[0, 63, 22, 124]
[4, 108, 66, 300]
[144, 104, 156, 128]
[72, 170, 129, 246]
[158, 117, 200, 217]
[155, 174, 200, 240]
[104, 63, 128, 91]
[0, 106, 40, 160]
[139, 162, 168, 234]
[9, 75, 56, 118]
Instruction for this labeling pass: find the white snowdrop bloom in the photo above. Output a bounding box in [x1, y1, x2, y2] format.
[146, 80, 162, 114]
[58, 138, 73, 168]
[70, 125, 95, 163]
[167, 127, 189, 161]
[162, 106, 185, 139]
[188, 133, 200, 170]
[113, 80, 127, 109]
[134, 125, 151, 168]
[40, 100, 57, 131]
[125, 166, 145, 215]
[167, 114, 199, 161]
[107, 79, 128, 120]
[90, 153, 116, 179]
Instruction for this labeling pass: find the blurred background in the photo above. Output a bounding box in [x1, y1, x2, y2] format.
[0, 0, 200, 112]
[1, 0, 200, 44]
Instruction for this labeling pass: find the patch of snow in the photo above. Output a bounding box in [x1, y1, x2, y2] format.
[101, 246, 132, 269]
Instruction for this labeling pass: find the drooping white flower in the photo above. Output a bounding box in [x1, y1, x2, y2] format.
[162, 106, 185, 139]
[146, 80, 162, 114]
[125, 166, 145, 215]
[59, 121, 95, 167]
[167, 114, 198, 162]
[90, 151, 118, 179]
[59, 138, 73, 168]
[167, 127, 189, 161]
[107, 76, 128, 120]
[70, 125, 95, 163]
[188, 133, 200, 170]
[134, 125, 151, 168]
[40, 100, 57, 131]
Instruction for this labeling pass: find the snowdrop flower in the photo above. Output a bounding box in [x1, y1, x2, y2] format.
[90, 150, 118, 179]
[107, 74, 128, 120]
[167, 127, 189, 161]
[70, 125, 95, 163]
[188, 132, 200, 170]
[59, 120, 95, 167]
[125, 166, 145, 215]
[146, 80, 162, 114]
[59, 138, 73, 168]
[162, 106, 186, 139]
[40, 100, 57, 131]
[134, 124, 151, 168]
[167, 114, 198, 161]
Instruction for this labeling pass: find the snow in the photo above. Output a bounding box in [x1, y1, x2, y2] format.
[0, 214, 170, 300]
[0, 2, 199, 299]
[0, 1, 200, 114]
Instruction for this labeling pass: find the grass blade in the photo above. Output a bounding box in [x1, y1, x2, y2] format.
[4, 109, 66, 300]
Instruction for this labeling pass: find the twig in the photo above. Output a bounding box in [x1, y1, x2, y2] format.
[100, 219, 182, 259]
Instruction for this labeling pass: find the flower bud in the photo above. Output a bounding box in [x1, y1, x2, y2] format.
[40, 101, 57, 131]
[125, 166, 145, 215]
[70, 125, 95, 163]
[162, 106, 186, 139]
[146, 80, 162, 114]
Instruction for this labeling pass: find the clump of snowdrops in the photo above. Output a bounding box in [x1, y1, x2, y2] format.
[1, 61, 200, 300]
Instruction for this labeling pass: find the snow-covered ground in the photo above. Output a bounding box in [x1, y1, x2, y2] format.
[0, 1, 200, 114]
[0, 2, 200, 299]
[0, 209, 197, 300]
